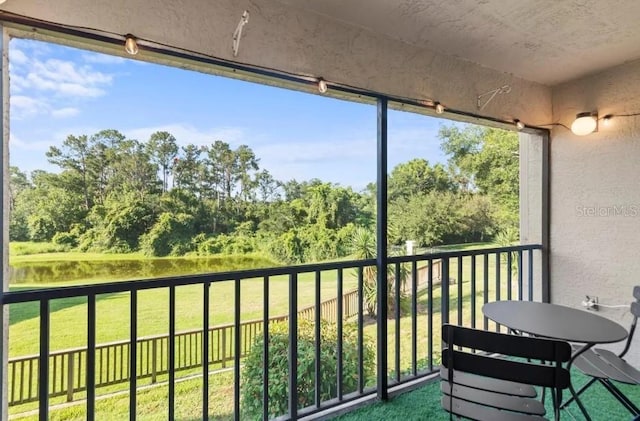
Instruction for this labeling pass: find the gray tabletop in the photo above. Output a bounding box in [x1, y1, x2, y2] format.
[482, 300, 628, 344]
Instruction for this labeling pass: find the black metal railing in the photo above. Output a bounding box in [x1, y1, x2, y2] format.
[1, 244, 542, 420]
[7, 289, 360, 406]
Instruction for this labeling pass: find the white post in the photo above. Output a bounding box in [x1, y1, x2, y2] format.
[405, 240, 415, 255]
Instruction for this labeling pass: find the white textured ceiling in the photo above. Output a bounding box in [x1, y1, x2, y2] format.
[277, 0, 640, 86]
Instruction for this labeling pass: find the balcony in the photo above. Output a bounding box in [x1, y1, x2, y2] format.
[2, 2, 640, 420]
[335, 370, 640, 421]
[2, 244, 543, 420]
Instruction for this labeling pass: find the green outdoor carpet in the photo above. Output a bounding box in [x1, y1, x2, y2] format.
[334, 370, 640, 420]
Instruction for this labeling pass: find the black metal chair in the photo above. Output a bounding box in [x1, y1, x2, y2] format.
[570, 285, 640, 416]
[441, 324, 572, 421]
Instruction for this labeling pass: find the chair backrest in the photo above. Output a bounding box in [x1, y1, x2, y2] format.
[620, 289, 639, 358]
[441, 324, 571, 389]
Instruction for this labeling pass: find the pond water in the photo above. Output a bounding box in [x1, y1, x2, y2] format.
[9, 255, 279, 285]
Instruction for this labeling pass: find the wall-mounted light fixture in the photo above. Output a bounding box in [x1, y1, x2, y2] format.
[434, 102, 445, 114]
[514, 119, 525, 131]
[571, 112, 597, 136]
[124, 34, 139, 55]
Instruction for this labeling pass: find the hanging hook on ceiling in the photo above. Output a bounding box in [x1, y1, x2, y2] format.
[477, 84, 511, 111]
[232, 10, 250, 57]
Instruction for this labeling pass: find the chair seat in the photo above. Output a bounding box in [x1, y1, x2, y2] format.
[441, 395, 547, 421]
[573, 345, 640, 384]
[440, 381, 545, 415]
[594, 348, 640, 384]
[439, 367, 537, 397]
[568, 287, 639, 416]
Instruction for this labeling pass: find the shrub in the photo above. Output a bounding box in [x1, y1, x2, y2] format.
[51, 231, 77, 248]
[265, 230, 305, 264]
[241, 319, 374, 420]
[139, 212, 194, 257]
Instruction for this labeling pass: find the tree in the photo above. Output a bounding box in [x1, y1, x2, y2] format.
[99, 192, 156, 252]
[20, 172, 84, 241]
[89, 129, 126, 204]
[172, 144, 202, 192]
[306, 183, 361, 230]
[234, 144, 259, 201]
[147, 131, 178, 192]
[9, 166, 30, 211]
[389, 192, 461, 247]
[205, 140, 236, 202]
[9, 167, 32, 241]
[112, 139, 160, 199]
[439, 125, 520, 230]
[254, 169, 281, 202]
[46, 134, 92, 211]
[388, 158, 456, 201]
[140, 212, 194, 256]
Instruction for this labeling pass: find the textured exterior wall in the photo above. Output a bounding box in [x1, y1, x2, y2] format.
[0, 0, 551, 124]
[519, 133, 544, 302]
[551, 58, 640, 364]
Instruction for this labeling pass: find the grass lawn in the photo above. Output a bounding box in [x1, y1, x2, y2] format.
[7, 243, 526, 419]
[13, 371, 237, 421]
[8, 271, 359, 356]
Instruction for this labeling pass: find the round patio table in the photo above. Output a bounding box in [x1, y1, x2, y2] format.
[482, 300, 628, 344]
[482, 300, 628, 421]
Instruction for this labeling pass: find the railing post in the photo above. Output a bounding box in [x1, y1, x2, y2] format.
[151, 338, 157, 384]
[288, 273, 298, 419]
[376, 96, 388, 401]
[66, 352, 74, 402]
[441, 258, 450, 329]
[541, 131, 550, 303]
[221, 329, 226, 369]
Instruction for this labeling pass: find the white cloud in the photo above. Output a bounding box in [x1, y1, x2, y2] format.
[82, 52, 126, 65]
[10, 48, 28, 65]
[10, 95, 49, 120]
[11, 38, 53, 57]
[10, 74, 28, 93]
[9, 41, 114, 102]
[9, 133, 53, 152]
[125, 124, 246, 146]
[7, 39, 117, 121]
[22, 59, 111, 98]
[51, 107, 80, 119]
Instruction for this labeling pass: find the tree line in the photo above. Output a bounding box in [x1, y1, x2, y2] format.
[9, 125, 519, 262]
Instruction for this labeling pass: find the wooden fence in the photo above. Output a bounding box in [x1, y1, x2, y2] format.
[7, 289, 359, 406]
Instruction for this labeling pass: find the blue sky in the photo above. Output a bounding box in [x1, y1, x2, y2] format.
[9, 38, 449, 191]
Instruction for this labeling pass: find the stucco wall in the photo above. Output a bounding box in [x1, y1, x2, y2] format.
[0, 0, 551, 124]
[551, 58, 640, 364]
[519, 132, 545, 302]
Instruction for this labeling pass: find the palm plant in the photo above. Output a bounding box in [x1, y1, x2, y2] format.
[350, 227, 377, 316]
[495, 227, 520, 276]
[349, 226, 409, 318]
